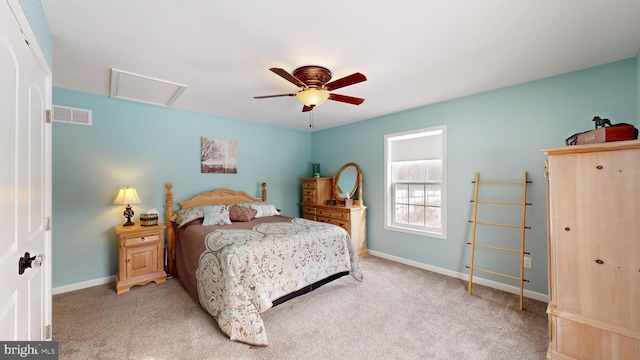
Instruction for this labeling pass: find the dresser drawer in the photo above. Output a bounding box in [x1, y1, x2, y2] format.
[123, 234, 160, 247]
[317, 209, 350, 221]
[302, 181, 317, 190]
[317, 216, 349, 230]
[302, 189, 316, 203]
[303, 207, 316, 216]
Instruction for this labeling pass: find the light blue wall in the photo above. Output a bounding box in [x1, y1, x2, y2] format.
[52, 89, 312, 287]
[311, 58, 638, 295]
[18, 0, 52, 68]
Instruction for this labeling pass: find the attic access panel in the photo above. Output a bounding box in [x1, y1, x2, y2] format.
[109, 68, 187, 107]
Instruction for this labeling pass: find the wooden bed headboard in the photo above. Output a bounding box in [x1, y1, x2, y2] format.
[164, 182, 267, 274]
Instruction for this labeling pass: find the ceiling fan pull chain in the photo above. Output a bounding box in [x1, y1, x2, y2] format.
[309, 110, 314, 128]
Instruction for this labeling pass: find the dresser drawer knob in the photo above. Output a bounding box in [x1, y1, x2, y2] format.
[595, 259, 604, 265]
[596, 165, 603, 170]
[564, 227, 570, 231]
[140, 237, 146, 241]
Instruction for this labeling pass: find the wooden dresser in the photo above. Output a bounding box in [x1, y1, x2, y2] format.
[542, 140, 640, 359]
[300, 177, 368, 257]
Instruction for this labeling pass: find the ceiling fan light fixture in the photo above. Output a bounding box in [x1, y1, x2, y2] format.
[296, 88, 330, 107]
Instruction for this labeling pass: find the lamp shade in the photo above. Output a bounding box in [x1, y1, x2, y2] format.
[296, 89, 330, 107]
[113, 187, 141, 205]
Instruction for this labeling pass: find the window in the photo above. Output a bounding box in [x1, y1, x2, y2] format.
[384, 126, 446, 238]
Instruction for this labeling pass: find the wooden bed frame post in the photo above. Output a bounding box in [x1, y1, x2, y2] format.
[164, 183, 175, 274]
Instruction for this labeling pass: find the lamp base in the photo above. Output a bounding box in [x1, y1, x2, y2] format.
[123, 205, 135, 226]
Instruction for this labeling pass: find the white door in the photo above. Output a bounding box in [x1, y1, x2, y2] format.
[0, 0, 52, 341]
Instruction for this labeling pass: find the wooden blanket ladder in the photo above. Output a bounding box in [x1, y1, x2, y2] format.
[466, 172, 531, 310]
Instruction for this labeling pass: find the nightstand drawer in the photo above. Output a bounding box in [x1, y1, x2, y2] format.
[123, 234, 159, 247]
[317, 209, 350, 221]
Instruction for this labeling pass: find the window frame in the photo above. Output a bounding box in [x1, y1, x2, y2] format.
[384, 125, 447, 239]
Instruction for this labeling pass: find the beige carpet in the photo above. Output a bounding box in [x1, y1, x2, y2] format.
[53, 256, 549, 359]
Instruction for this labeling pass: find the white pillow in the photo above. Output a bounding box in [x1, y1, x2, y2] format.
[202, 205, 232, 226]
[250, 203, 280, 218]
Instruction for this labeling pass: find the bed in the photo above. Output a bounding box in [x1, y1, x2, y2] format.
[164, 182, 362, 346]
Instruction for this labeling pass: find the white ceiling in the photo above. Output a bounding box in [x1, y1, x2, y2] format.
[41, 0, 640, 131]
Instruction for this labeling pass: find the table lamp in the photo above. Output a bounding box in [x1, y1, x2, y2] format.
[113, 187, 141, 226]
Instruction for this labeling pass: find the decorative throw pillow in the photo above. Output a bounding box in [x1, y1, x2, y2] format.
[250, 203, 280, 218]
[171, 207, 204, 227]
[228, 205, 257, 222]
[202, 205, 232, 226]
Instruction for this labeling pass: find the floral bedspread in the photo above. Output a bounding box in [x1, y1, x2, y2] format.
[195, 217, 362, 346]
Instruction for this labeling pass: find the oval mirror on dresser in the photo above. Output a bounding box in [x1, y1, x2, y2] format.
[334, 162, 361, 202]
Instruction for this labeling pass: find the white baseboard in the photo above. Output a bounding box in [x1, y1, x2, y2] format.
[52, 275, 115, 295]
[367, 250, 549, 303]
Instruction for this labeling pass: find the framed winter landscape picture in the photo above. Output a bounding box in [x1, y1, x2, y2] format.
[201, 137, 237, 173]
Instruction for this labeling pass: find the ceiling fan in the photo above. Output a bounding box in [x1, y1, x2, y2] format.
[254, 66, 367, 112]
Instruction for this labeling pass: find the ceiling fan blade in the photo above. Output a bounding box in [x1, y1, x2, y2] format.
[253, 93, 296, 99]
[328, 93, 365, 105]
[324, 73, 367, 91]
[269, 68, 307, 88]
[302, 105, 314, 112]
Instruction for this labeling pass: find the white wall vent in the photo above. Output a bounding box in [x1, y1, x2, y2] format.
[52, 105, 92, 126]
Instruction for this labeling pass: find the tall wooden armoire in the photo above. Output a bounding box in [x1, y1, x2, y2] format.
[542, 140, 640, 359]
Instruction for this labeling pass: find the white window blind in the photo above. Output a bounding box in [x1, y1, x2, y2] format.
[389, 130, 442, 161]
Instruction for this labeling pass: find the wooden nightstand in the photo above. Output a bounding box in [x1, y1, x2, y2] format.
[114, 224, 167, 294]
